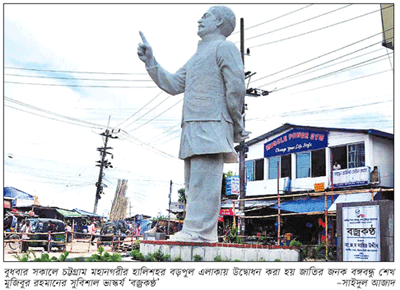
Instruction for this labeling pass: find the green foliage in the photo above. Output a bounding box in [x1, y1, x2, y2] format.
[178, 188, 186, 204]
[132, 250, 171, 262]
[290, 239, 302, 247]
[85, 246, 121, 262]
[173, 256, 182, 262]
[214, 255, 230, 262]
[193, 254, 203, 262]
[214, 255, 223, 262]
[274, 258, 282, 262]
[14, 250, 71, 262]
[130, 249, 145, 261]
[59, 252, 70, 262]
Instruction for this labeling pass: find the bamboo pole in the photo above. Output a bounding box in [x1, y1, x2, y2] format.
[240, 211, 337, 219]
[325, 192, 328, 261]
[232, 188, 393, 203]
[70, 219, 75, 252]
[277, 161, 281, 245]
[232, 200, 236, 229]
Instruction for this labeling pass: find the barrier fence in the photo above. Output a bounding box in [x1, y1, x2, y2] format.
[3, 230, 142, 254]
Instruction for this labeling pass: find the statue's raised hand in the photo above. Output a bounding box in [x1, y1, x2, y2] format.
[137, 31, 154, 66]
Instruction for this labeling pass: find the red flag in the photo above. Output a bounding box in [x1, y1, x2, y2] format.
[318, 218, 326, 227]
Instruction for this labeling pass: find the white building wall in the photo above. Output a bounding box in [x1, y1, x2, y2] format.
[370, 135, 394, 187]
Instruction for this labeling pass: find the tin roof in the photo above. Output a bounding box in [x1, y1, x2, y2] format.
[246, 123, 393, 146]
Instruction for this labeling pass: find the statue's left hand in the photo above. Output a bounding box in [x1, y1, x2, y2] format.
[234, 129, 251, 143]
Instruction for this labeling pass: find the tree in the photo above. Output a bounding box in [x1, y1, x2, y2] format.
[177, 188, 186, 220]
[178, 188, 186, 204]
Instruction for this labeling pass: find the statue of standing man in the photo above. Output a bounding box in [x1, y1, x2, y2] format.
[137, 6, 249, 243]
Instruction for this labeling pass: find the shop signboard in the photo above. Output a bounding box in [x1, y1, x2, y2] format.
[226, 175, 240, 195]
[342, 205, 380, 261]
[264, 129, 328, 158]
[14, 198, 34, 207]
[4, 200, 12, 209]
[219, 208, 234, 216]
[333, 166, 370, 188]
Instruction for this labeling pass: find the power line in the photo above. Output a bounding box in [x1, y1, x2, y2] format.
[249, 98, 392, 122]
[256, 40, 388, 87]
[119, 130, 181, 162]
[243, 4, 352, 42]
[127, 98, 183, 133]
[5, 73, 153, 82]
[232, 4, 314, 35]
[251, 30, 391, 84]
[5, 104, 105, 130]
[5, 96, 103, 127]
[113, 91, 163, 129]
[122, 94, 180, 131]
[286, 69, 392, 96]
[4, 66, 147, 75]
[259, 52, 392, 91]
[5, 81, 157, 89]
[248, 6, 387, 49]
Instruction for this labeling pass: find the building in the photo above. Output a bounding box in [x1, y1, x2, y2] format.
[245, 123, 393, 196]
[221, 123, 393, 245]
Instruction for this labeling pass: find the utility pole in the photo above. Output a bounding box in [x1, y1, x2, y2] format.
[167, 180, 172, 235]
[238, 17, 246, 235]
[93, 127, 119, 214]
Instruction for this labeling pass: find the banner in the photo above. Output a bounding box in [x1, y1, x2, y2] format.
[342, 205, 380, 261]
[226, 176, 240, 195]
[264, 129, 328, 158]
[333, 167, 370, 188]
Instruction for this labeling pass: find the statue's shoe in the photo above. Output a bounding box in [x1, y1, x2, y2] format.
[169, 231, 217, 243]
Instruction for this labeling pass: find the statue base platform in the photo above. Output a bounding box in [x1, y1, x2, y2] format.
[140, 240, 299, 262]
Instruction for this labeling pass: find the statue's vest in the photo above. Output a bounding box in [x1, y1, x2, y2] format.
[182, 40, 233, 124]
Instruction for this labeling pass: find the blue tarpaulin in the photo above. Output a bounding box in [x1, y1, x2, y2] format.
[4, 187, 34, 207]
[272, 195, 338, 213]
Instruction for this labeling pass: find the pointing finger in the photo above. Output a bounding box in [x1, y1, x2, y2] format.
[139, 31, 148, 44]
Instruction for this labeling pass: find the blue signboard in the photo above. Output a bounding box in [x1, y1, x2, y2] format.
[264, 129, 328, 158]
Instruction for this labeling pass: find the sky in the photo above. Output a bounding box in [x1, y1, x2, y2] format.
[3, 3, 394, 218]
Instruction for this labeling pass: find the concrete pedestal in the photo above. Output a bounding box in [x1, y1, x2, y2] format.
[140, 241, 299, 262]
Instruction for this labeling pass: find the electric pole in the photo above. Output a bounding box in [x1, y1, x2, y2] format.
[238, 17, 246, 235]
[93, 128, 119, 214]
[167, 180, 172, 235]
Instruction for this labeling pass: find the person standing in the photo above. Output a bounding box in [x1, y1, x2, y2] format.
[88, 220, 96, 246]
[20, 220, 31, 253]
[135, 223, 141, 236]
[137, 6, 249, 243]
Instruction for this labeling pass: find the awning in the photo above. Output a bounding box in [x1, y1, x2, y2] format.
[272, 196, 338, 213]
[56, 208, 83, 218]
[221, 199, 277, 209]
[328, 192, 376, 211]
[73, 208, 105, 218]
[4, 187, 34, 207]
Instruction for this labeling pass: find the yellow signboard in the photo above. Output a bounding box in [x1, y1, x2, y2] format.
[314, 183, 325, 192]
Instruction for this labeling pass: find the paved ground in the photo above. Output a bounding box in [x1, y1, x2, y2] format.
[3, 240, 133, 262]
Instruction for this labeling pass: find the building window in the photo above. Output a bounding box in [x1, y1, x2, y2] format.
[348, 143, 365, 168]
[312, 149, 326, 177]
[281, 154, 292, 178]
[254, 159, 264, 181]
[331, 142, 365, 169]
[296, 149, 326, 178]
[268, 155, 292, 179]
[296, 152, 310, 178]
[268, 156, 279, 179]
[246, 159, 264, 181]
